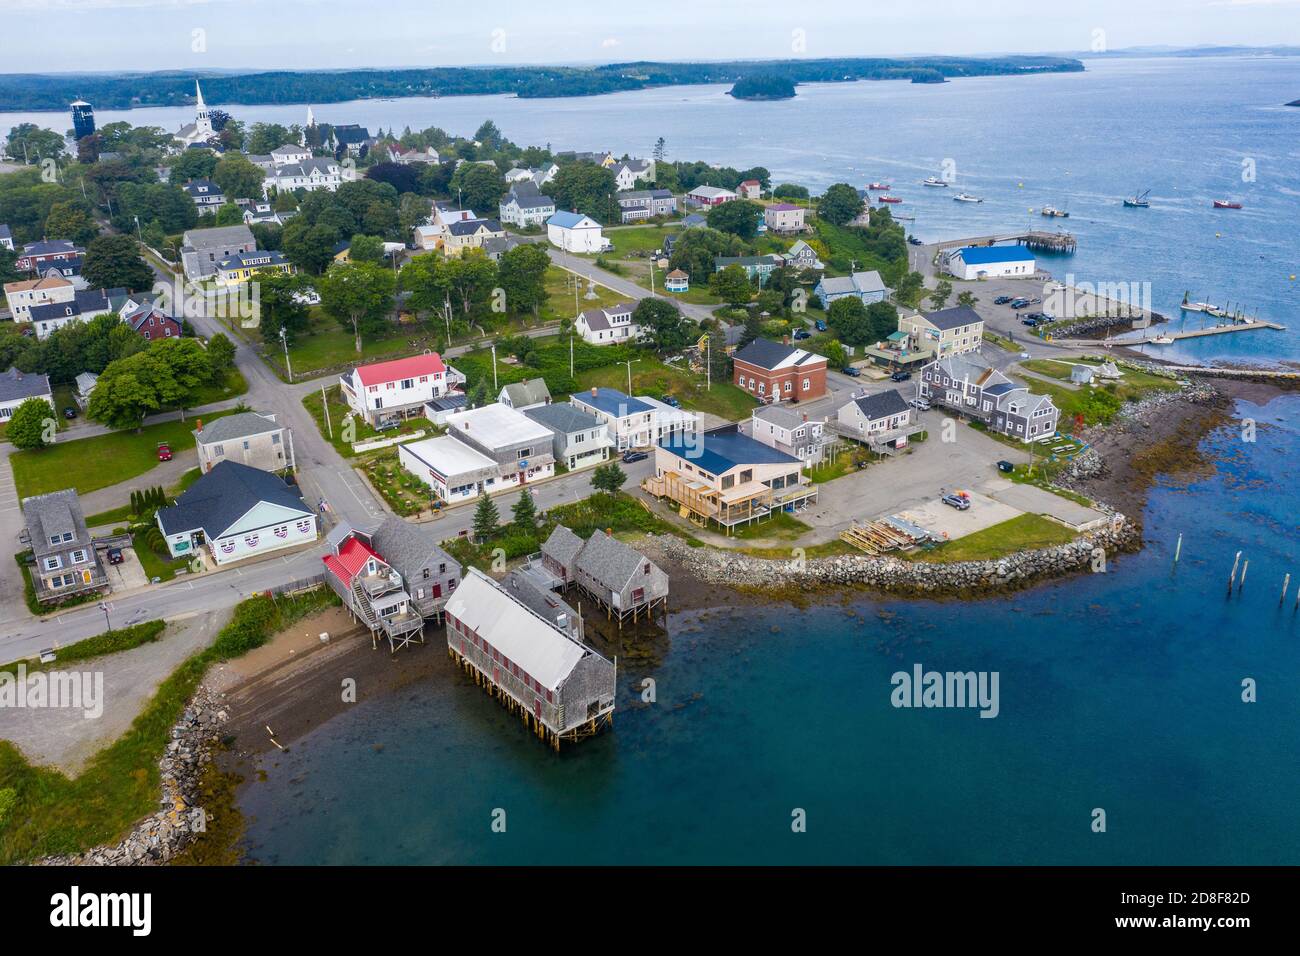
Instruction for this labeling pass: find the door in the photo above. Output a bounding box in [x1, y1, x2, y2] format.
[518, 470, 526, 485]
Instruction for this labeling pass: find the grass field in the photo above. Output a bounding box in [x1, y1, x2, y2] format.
[10, 410, 237, 500]
[913, 513, 1078, 563]
[575, 355, 756, 421]
[541, 265, 628, 322]
[300, 385, 427, 459]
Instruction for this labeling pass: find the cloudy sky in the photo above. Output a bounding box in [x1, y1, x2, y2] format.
[0, 0, 1296, 72]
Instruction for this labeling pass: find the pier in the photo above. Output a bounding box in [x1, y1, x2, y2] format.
[1081, 317, 1287, 347]
[931, 231, 1077, 254]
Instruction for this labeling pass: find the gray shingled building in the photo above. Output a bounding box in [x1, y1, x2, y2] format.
[21, 488, 108, 603]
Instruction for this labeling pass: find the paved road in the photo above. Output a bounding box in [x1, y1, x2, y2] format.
[542, 244, 722, 327]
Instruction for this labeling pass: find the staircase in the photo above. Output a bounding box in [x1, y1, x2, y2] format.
[350, 576, 380, 630]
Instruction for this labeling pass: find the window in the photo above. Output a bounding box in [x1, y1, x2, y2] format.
[802, 378, 811, 391]
[212, 443, 224, 456]
[43, 556, 62, 571]
[784, 381, 792, 392]
[401, 378, 414, 389]
[70, 549, 87, 563]
[272, 433, 281, 445]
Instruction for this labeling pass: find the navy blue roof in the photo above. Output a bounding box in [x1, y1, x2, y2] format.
[571, 388, 652, 417]
[659, 427, 800, 476]
[984, 382, 1017, 395]
[157, 460, 309, 539]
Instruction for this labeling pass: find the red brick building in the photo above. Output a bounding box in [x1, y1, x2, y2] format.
[732, 337, 828, 403]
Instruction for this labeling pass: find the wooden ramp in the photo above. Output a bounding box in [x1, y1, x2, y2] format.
[840, 516, 934, 555]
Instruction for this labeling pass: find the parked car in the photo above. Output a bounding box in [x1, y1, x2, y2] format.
[942, 493, 971, 511]
[815, 320, 827, 332]
[1022, 318, 1040, 327]
[63, 406, 77, 419]
[621, 450, 648, 464]
[910, 398, 931, 411]
[841, 366, 861, 377]
[891, 370, 912, 382]
[997, 460, 1015, 474]
[1010, 298, 1031, 309]
[107, 547, 124, 565]
[660, 395, 680, 408]
[993, 295, 1014, 305]
[908, 236, 923, 246]
[156, 442, 172, 462]
[792, 329, 811, 340]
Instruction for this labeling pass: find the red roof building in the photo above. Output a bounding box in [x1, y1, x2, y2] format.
[339, 352, 463, 428]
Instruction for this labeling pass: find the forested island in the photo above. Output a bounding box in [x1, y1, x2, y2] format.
[729, 74, 797, 100]
[0, 55, 1084, 112]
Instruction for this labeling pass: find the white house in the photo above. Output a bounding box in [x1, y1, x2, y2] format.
[398, 435, 499, 505]
[750, 404, 827, 466]
[263, 158, 343, 196]
[576, 301, 641, 345]
[0, 368, 52, 423]
[498, 377, 551, 411]
[547, 211, 609, 253]
[3, 274, 75, 323]
[610, 159, 655, 191]
[498, 187, 556, 228]
[569, 388, 697, 452]
[156, 460, 318, 566]
[27, 286, 126, 340]
[270, 144, 312, 165]
[943, 245, 1037, 280]
[339, 353, 459, 427]
[814, 270, 889, 307]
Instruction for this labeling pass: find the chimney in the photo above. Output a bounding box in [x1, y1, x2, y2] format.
[802, 413, 808, 422]
[591, 387, 598, 397]
[782, 335, 790, 346]
[196, 419, 203, 433]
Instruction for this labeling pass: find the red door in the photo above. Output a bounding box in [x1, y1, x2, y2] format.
[534, 698, 542, 719]
[518, 470, 526, 485]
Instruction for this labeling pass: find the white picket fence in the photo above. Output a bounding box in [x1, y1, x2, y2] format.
[353, 429, 426, 454]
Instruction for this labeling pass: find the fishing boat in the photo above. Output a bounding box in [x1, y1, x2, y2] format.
[922, 176, 948, 187]
[1150, 335, 1176, 345]
[1180, 300, 1218, 313]
[877, 195, 903, 204]
[1040, 205, 1069, 218]
[1212, 199, 1243, 209]
[867, 182, 891, 190]
[953, 192, 983, 203]
[1123, 189, 1151, 208]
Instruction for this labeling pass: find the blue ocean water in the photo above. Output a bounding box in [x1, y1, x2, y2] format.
[5, 56, 1297, 363]
[236, 395, 1300, 865]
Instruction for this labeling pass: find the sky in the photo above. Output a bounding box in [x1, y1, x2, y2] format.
[0, 0, 1297, 72]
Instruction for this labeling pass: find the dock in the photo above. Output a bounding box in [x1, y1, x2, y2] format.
[1083, 318, 1286, 346]
[931, 231, 1077, 254]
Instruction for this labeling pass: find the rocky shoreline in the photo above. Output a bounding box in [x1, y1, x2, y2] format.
[37, 686, 230, 866]
[656, 514, 1136, 596]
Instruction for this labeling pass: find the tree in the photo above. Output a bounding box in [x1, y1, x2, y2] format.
[256, 271, 311, 344]
[318, 260, 396, 353]
[398, 192, 431, 236]
[496, 243, 550, 317]
[281, 218, 340, 274]
[5, 398, 55, 450]
[44, 200, 97, 245]
[5, 123, 65, 163]
[170, 149, 219, 182]
[442, 251, 497, 316]
[929, 280, 953, 310]
[548, 162, 618, 222]
[511, 487, 537, 530]
[652, 137, 667, 163]
[667, 226, 747, 283]
[82, 234, 153, 291]
[826, 296, 873, 345]
[816, 183, 864, 226]
[634, 297, 692, 351]
[472, 493, 500, 541]
[865, 300, 900, 342]
[215, 204, 245, 226]
[367, 162, 421, 195]
[347, 234, 386, 263]
[213, 154, 265, 202]
[956, 290, 979, 308]
[591, 462, 627, 495]
[205, 332, 236, 377]
[450, 162, 505, 213]
[245, 123, 294, 155]
[709, 264, 754, 307]
[773, 183, 809, 200]
[706, 199, 762, 240]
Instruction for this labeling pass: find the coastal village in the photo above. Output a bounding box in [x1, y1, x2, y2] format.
[0, 77, 1295, 865]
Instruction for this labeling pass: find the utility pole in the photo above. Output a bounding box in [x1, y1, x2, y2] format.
[321, 382, 333, 439]
[622, 358, 638, 394]
[279, 325, 293, 381]
[570, 335, 574, 378]
[491, 343, 498, 391]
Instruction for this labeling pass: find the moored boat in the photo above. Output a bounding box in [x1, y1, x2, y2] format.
[867, 182, 891, 190]
[1041, 205, 1069, 218]
[1150, 335, 1176, 345]
[877, 195, 903, 204]
[1180, 300, 1217, 313]
[1123, 189, 1151, 208]
[953, 192, 983, 203]
[922, 176, 947, 187]
[1212, 199, 1243, 209]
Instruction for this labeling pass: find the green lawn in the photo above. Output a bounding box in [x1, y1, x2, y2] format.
[189, 366, 248, 407]
[541, 265, 628, 323]
[300, 384, 427, 459]
[11, 410, 237, 500]
[282, 308, 420, 377]
[913, 513, 1078, 563]
[575, 355, 756, 421]
[605, 224, 679, 256]
[725, 510, 811, 541]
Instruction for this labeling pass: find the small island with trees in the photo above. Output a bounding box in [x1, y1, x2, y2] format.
[728, 74, 797, 100]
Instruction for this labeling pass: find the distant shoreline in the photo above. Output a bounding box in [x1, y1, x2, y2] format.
[0, 56, 1084, 113]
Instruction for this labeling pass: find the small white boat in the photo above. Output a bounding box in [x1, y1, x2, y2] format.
[1041, 205, 1069, 218]
[1180, 301, 1217, 313]
[1150, 335, 1176, 345]
[922, 176, 948, 187]
[953, 192, 983, 203]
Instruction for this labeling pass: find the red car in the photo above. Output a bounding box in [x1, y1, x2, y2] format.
[157, 442, 172, 461]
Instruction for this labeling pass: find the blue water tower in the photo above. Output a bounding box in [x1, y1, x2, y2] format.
[71, 99, 95, 140]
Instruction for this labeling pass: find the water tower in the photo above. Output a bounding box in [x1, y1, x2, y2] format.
[70, 99, 95, 139]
